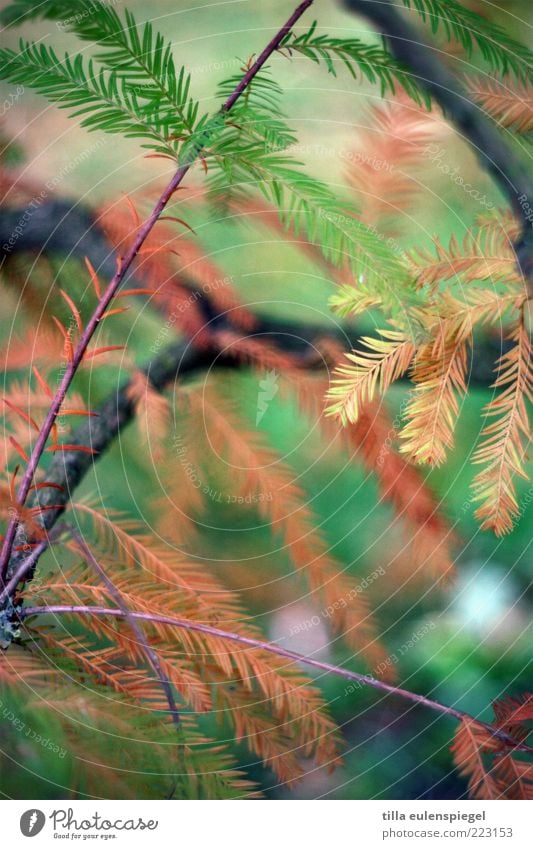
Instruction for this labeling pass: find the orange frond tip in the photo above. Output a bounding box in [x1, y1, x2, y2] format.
[84, 257, 102, 299]
[61, 408, 98, 418]
[32, 366, 53, 399]
[116, 288, 153, 298]
[52, 316, 74, 361]
[101, 307, 130, 320]
[3, 398, 40, 432]
[144, 153, 177, 162]
[59, 288, 83, 333]
[121, 193, 142, 227]
[85, 345, 126, 361]
[158, 216, 196, 234]
[10, 463, 20, 498]
[138, 247, 180, 258]
[45, 444, 97, 455]
[29, 482, 65, 492]
[30, 503, 64, 514]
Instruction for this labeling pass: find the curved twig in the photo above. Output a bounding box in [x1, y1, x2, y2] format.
[21, 603, 533, 755]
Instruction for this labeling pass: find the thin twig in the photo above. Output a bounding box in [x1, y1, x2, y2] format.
[67, 528, 181, 729]
[0, 536, 53, 606]
[20, 603, 533, 756]
[0, 0, 315, 584]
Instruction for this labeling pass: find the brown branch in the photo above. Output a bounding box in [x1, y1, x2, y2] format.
[20, 603, 533, 756]
[0, 0, 316, 584]
[343, 0, 533, 294]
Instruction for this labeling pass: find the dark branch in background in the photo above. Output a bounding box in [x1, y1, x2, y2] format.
[343, 0, 533, 294]
[0, 336, 214, 624]
[0, 186, 516, 624]
[0, 0, 529, 767]
[20, 604, 533, 755]
[0, 198, 509, 386]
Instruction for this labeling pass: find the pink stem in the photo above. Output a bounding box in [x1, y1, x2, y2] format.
[0, 0, 315, 584]
[22, 603, 533, 755]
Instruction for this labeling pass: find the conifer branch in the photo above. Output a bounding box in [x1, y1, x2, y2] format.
[20, 603, 533, 756]
[343, 0, 533, 295]
[0, 0, 316, 585]
[0, 295, 513, 630]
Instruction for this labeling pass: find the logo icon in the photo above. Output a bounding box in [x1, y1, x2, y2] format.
[256, 369, 279, 425]
[20, 810, 46, 837]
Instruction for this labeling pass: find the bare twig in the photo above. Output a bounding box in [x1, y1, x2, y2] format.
[0, 0, 316, 583]
[0, 535, 55, 606]
[343, 0, 533, 294]
[21, 603, 533, 756]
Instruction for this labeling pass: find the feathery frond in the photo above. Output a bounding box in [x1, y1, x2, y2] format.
[279, 21, 429, 107]
[468, 75, 533, 134]
[471, 318, 533, 535]
[401, 0, 533, 82]
[400, 337, 468, 467]
[326, 327, 416, 424]
[344, 96, 441, 233]
[451, 719, 502, 799]
[407, 229, 522, 289]
[0, 41, 182, 157]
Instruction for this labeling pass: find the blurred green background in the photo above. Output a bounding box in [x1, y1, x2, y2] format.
[0, 0, 531, 800]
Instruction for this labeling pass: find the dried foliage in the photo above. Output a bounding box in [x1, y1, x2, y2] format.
[468, 75, 533, 134]
[0, 0, 532, 801]
[452, 694, 533, 799]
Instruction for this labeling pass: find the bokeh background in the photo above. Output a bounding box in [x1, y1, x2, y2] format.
[1, 0, 532, 799]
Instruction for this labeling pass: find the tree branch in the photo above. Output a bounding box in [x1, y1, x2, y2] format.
[20, 603, 533, 756]
[343, 0, 533, 293]
[0, 0, 316, 583]
[0, 199, 510, 387]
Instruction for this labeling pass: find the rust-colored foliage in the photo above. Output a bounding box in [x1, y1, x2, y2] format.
[1, 0, 532, 799]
